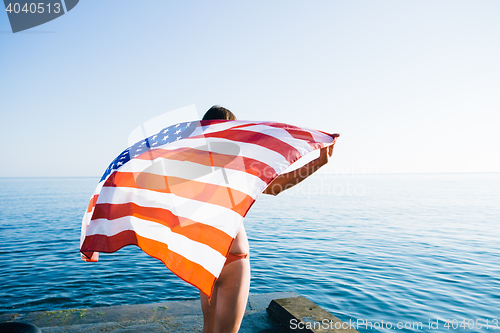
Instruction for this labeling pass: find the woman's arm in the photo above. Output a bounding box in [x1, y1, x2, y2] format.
[263, 145, 333, 196]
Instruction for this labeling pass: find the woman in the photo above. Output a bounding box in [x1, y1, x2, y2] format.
[199, 106, 333, 333]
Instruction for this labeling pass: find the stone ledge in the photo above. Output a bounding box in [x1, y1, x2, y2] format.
[267, 296, 359, 333]
[1, 292, 357, 333]
[1, 292, 297, 333]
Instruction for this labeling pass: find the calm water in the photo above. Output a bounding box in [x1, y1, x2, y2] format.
[1, 174, 499, 332]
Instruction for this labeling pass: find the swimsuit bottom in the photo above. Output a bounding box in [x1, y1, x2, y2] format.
[224, 253, 249, 267]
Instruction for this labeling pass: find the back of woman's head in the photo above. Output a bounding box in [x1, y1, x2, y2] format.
[202, 105, 237, 121]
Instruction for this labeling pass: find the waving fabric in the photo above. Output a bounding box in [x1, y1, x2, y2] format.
[80, 119, 339, 297]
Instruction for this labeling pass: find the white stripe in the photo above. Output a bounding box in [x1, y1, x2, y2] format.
[119, 158, 267, 199]
[309, 130, 335, 144]
[86, 216, 226, 276]
[96, 186, 244, 237]
[80, 211, 92, 248]
[80, 180, 106, 247]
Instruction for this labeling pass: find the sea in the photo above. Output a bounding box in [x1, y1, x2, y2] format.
[1, 173, 499, 332]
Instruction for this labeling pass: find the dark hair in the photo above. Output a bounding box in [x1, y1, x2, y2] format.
[202, 105, 237, 121]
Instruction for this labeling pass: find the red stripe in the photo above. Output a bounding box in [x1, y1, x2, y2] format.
[262, 122, 337, 152]
[136, 147, 277, 183]
[87, 194, 99, 213]
[91, 202, 232, 255]
[81, 251, 99, 262]
[266, 122, 316, 143]
[81, 231, 217, 296]
[189, 129, 301, 164]
[103, 172, 256, 217]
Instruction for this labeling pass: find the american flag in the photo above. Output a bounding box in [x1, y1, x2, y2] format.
[80, 119, 339, 297]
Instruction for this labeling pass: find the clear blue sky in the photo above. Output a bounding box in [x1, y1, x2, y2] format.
[1, 1, 499, 177]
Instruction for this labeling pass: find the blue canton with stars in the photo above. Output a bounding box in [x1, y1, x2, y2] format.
[99, 121, 198, 182]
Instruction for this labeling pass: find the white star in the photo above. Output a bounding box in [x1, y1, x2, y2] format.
[163, 135, 169, 141]
[152, 142, 158, 146]
[134, 154, 139, 158]
[117, 162, 123, 166]
[163, 128, 169, 134]
[186, 122, 191, 126]
[175, 123, 180, 128]
[176, 136, 181, 141]
[175, 129, 181, 135]
[152, 135, 157, 140]
[136, 148, 142, 152]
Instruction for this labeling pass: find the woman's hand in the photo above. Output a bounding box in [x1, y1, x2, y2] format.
[263, 144, 334, 196]
[317, 145, 334, 167]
